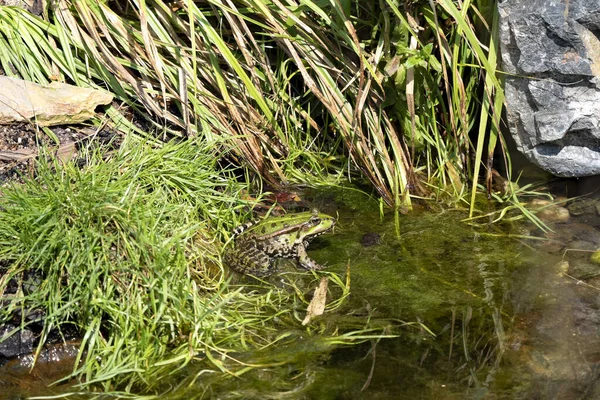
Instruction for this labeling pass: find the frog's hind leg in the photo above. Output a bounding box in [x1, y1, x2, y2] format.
[231, 246, 275, 277]
[296, 244, 324, 271]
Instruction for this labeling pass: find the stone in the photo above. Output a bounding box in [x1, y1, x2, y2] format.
[498, 0, 600, 177]
[538, 206, 570, 223]
[566, 198, 599, 216]
[0, 76, 113, 127]
[0, 0, 44, 15]
[555, 260, 569, 277]
[361, 232, 381, 247]
[0, 324, 35, 359]
[530, 199, 570, 222]
[572, 258, 600, 279]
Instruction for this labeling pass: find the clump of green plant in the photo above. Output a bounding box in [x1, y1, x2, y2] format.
[0, 137, 386, 394]
[0, 1, 507, 216]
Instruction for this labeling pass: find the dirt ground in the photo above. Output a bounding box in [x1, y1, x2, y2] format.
[0, 123, 119, 184]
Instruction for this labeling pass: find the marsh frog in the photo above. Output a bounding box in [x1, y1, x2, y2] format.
[224, 211, 336, 276]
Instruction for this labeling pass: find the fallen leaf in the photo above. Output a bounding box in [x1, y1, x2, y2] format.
[302, 277, 328, 326]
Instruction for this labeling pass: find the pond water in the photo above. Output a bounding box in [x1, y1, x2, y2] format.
[2, 189, 599, 399]
[275, 189, 599, 399]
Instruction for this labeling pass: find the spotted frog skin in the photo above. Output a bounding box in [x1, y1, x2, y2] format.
[224, 211, 336, 276]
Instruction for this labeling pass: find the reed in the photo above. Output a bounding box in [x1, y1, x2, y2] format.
[0, 1, 507, 214]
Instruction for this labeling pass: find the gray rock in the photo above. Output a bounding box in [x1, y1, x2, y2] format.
[499, 0, 600, 176]
[0, 325, 35, 359]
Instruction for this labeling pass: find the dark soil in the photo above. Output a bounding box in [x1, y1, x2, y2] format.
[0, 123, 121, 184]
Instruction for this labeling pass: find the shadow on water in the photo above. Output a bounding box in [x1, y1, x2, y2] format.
[2, 188, 600, 399]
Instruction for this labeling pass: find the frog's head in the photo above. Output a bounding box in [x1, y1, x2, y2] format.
[300, 212, 336, 239]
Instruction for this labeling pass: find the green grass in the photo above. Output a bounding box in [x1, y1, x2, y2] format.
[0, 137, 395, 395]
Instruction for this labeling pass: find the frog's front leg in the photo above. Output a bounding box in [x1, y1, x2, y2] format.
[296, 243, 324, 271]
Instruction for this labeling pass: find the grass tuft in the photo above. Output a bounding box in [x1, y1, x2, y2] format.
[0, 137, 391, 394]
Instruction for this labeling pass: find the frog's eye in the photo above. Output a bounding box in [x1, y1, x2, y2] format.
[309, 216, 321, 225]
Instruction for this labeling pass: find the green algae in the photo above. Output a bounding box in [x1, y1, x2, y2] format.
[297, 188, 533, 397]
[311, 199, 522, 320]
